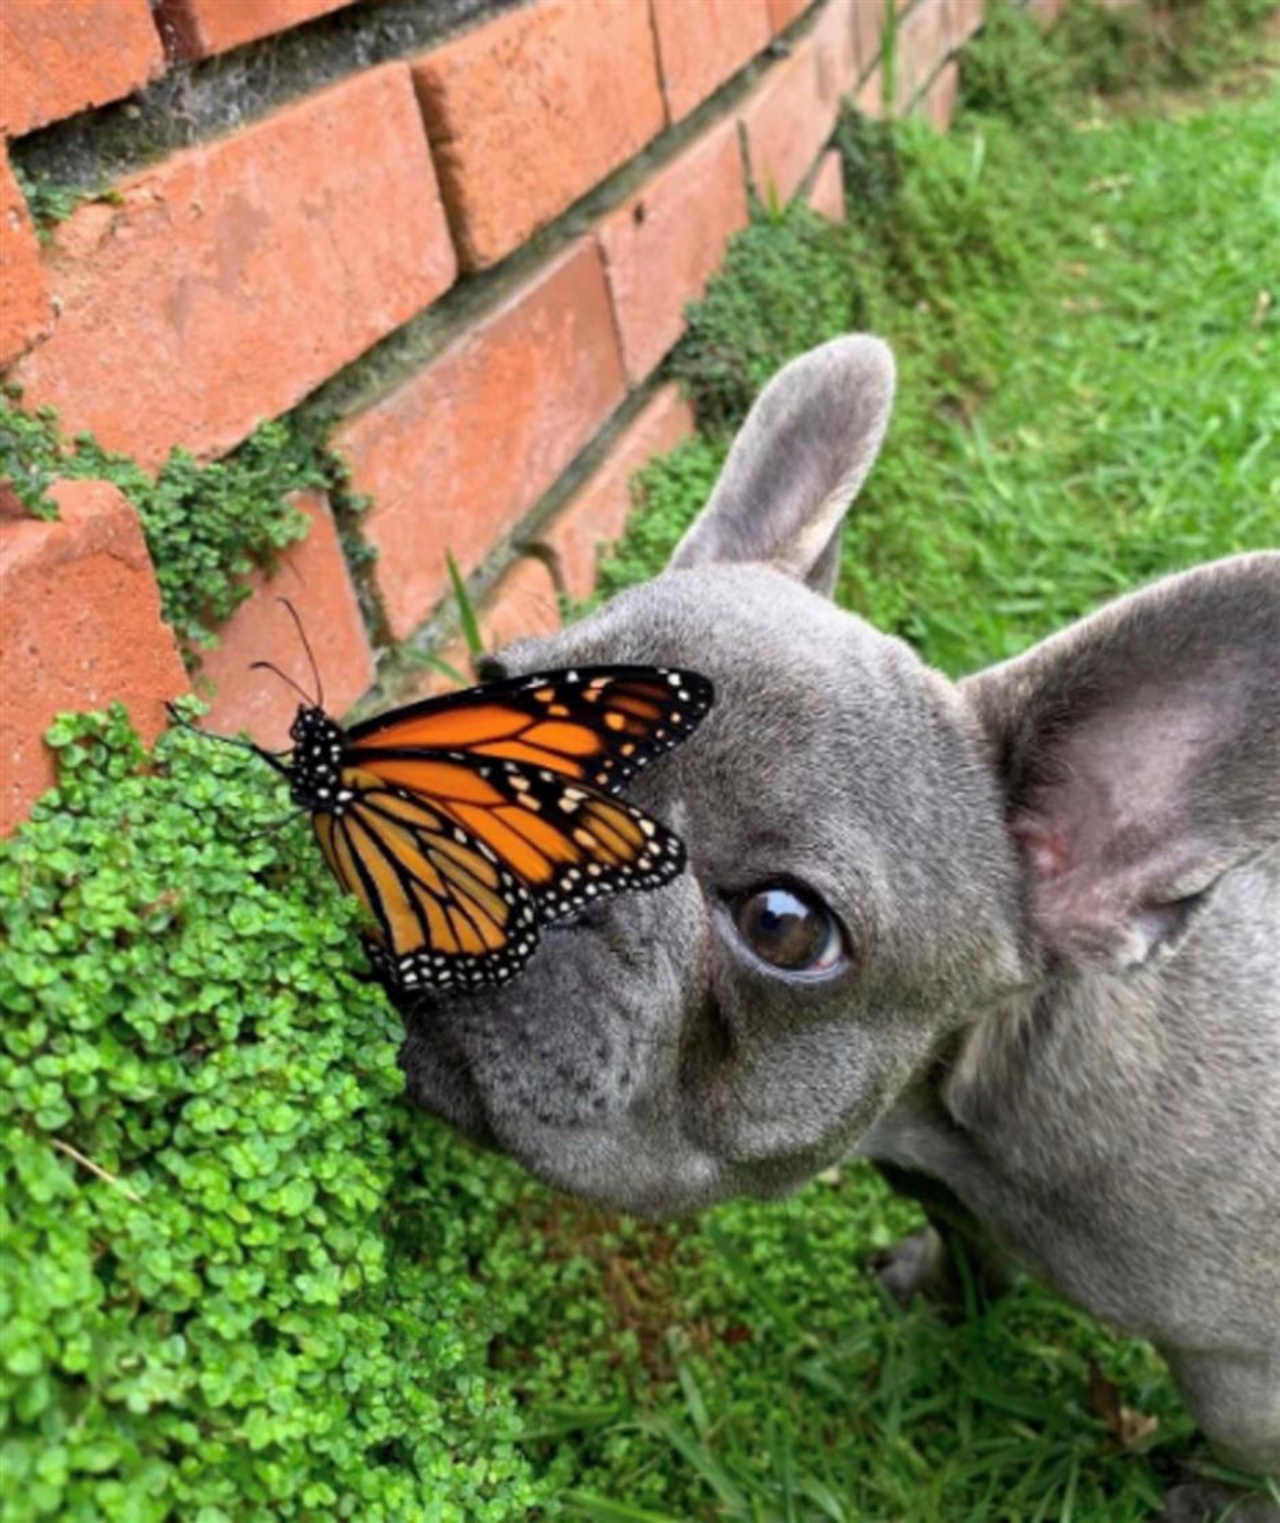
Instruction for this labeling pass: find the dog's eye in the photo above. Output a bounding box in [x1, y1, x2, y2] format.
[730, 882, 846, 975]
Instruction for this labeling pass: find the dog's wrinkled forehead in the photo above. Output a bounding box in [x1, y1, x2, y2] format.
[499, 564, 903, 726]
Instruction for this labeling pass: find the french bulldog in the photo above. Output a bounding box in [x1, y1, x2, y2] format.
[397, 336, 1280, 1512]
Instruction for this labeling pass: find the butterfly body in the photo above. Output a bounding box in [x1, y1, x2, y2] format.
[258, 667, 713, 997]
[285, 707, 351, 812]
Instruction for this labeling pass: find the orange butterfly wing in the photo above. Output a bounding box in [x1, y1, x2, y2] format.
[345, 753, 686, 927]
[345, 666, 713, 791]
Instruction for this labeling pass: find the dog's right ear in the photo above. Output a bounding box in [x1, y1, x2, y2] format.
[965, 554, 1280, 972]
[668, 335, 895, 598]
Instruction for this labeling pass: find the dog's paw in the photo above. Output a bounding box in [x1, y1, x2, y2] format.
[868, 1227, 951, 1307]
[868, 1226, 1014, 1310]
[1157, 1481, 1280, 1523]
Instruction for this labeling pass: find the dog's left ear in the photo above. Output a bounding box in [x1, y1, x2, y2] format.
[669, 334, 895, 597]
[965, 555, 1280, 971]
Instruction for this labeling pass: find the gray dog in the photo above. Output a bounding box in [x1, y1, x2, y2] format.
[399, 337, 1280, 1514]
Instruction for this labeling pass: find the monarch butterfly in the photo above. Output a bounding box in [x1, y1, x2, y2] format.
[177, 615, 713, 998]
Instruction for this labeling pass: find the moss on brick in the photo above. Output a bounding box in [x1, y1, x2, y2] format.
[0, 391, 325, 663]
[668, 198, 862, 437]
[8, 164, 88, 238]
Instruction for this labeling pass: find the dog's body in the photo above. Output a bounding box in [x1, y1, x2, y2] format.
[399, 338, 1280, 1496]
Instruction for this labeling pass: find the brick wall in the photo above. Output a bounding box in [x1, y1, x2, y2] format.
[1, 0, 985, 833]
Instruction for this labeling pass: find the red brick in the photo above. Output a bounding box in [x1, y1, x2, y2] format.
[0, 479, 187, 835]
[197, 492, 373, 752]
[652, 0, 771, 122]
[414, 634, 478, 698]
[338, 239, 626, 641]
[598, 119, 748, 384]
[949, 0, 986, 48]
[919, 56, 959, 130]
[156, 0, 359, 59]
[412, 0, 665, 271]
[812, 0, 858, 106]
[11, 66, 454, 471]
[767, 0, 814, 30]
[482, 555, 562, 650]
[895, 0, 950, 107]
[0, 151, 52, 367]
[856, 62, 885, 118]
[545, 384, 695, 603]
[740, 1, 854, 203]
[807, 148, 845, 220]
[0, 0, 164, 136]
[852, 0, 887, 72]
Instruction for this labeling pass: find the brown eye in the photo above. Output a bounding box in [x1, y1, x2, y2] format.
[731, 883, 845, 974]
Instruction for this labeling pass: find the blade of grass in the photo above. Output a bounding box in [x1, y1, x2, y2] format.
[560, 1492, 688, 1523]
[445, 548, 485, 659]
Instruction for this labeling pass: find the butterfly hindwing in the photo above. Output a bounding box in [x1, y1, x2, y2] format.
[345, 665, 713, 794]
[350, 752, 687, 930]
[312, 773, 540, 992]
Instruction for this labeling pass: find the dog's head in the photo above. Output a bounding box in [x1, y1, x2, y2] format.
[399, 336, 1280, 1216]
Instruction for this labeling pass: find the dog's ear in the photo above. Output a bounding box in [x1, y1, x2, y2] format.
[669, 335, 895, 597]
[965, 555, 1280, 971]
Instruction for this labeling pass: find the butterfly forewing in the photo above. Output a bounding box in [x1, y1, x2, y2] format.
[345, 666, 713, 793]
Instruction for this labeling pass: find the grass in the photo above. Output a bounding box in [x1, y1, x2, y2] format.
[526, 1188, 1197, 1520]
[601, 45, 1279, 682]
[834, 88, 1280, 675]
[505, 5, 1280, 1518]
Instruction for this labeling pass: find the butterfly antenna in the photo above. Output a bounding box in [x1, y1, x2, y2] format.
[248, 659, 318, 710]
[276, 596, 324, 709]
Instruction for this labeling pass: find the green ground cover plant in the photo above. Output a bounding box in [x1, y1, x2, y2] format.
[3, 2, 1277, 1519]
[1, 707, 541, 1521]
